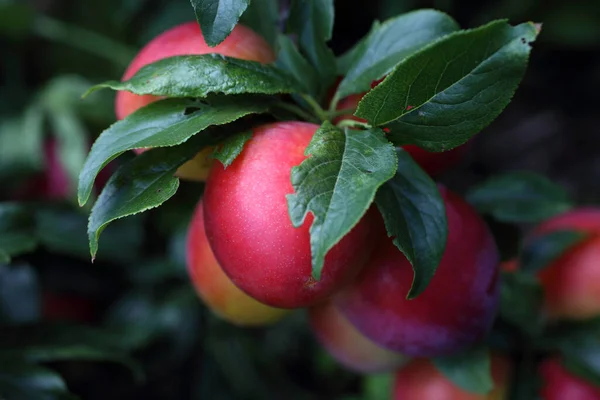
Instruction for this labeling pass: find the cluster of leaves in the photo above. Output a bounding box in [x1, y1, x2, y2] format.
[81, 0, 538, 303]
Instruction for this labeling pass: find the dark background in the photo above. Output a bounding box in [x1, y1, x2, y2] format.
[0, 0, 599, 399]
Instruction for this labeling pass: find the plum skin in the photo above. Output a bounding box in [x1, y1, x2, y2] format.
[115, 21, 275, 181]
[393, 355, 510, 399]
[308, 301, 408, 374]
[335, 186, 500, 357]
[186, 200, 288, 326]
[539, 357, 600, 399]
[202, 121, 378, 309]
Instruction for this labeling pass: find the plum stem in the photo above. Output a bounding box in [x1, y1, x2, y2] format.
[300, 94, 328, 122]
[336, 119, 370, 130]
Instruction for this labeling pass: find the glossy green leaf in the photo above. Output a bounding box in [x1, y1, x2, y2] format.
[212, 130, 252, 168]
[189, 0, 250, 47]
[0, 324, 143, 381]
[520, 230, 589, 273]
[78, 97, 269, 206]
[87, 133, 223, 259]
[466, 172, 573, 223]
[286, 123, 397, 279]
[85, 55, 301, 99]
[276, 35, 320, 97]
[433, 346, 493, 394]
[0, 203, 38, 258]
[287, 0, 336, 101]
[0, 359, 77, 400]
[335, 10, 459, 100]
[239, 0, 279, 48]
[375, 148, 447, 298]
[357, 21, 538, 151]
[336, 21, 380, 77]
[499, 271, 543, 336]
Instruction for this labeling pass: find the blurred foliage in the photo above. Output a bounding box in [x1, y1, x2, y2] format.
[1, 0, 600, 399]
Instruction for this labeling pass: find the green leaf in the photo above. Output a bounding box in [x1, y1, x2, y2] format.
[466, 172, 573, 223]
[0, 106, 44, 180]
[433, 346, 494, 394]
[336, 21, 380, 77]
[211, 131, 252, 168]
[335, 10, 459, 100]
[0, 250, 8, 264]
[286, 123, 397, 279]
[0, 324, 143, 381]
[276, 35, 320, 97]
[0, 203, 38, 258]
[78, 97, 269, 206]
[0, 359, 77, 400]
[520, 230, 589, 273]
[287, 0, 336, 101]
[0, 1, 34, 37]
[87, 133, 223, 259]
[239, 0, 279, 49]
[357, 21, 539, 151]
[374, 148, 447, 298]
[85, 55, 301, 99]
[499, 271, 543, 336]
[189, 0, 250, 47]
[0, 264, 40, 324]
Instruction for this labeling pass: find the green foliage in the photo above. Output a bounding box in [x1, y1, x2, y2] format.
[499, 271, 544, 336]
[358, 21, 538, 151]
[375, 148, 447, 299]
[276, 35, 320, 98]
[0, 203, 37, 260]
[211, 130, 252, 168]
[239, 0, 279, 48]
[466, 172, 573, 223]
[287, 123, 397, 279]
[0, 360, 77, 400]
[189, 0, 250, 47]
[433, 346, 494, 394]
[85, 55, 302, 99]
[78, 97, 269, 206]
[334, 9, 459, 101]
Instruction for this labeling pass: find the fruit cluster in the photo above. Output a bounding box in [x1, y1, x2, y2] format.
[109, 19, 599, 400]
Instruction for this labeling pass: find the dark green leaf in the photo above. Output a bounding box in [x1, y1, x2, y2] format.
[0, 1, 34, 36]
[0, 324, 143, 381]
[0, 359, 77, 400]
[78, 97, 269, 206]
[49, 112, 88, 197]
[0, 203, 38, 258]
[0, 264, 40, 324]
[0, 107, 44, 180]
[375, 148, 447, 298]
[0, 250, 8, 264]
[520, 230, 589, 273]
[239, 0, 279, 49]
[357, 21, 538, 151]
[499, 271, 543, 336]
[212, 131, 252, 168]
[335, 10, 459, 100]
[433, 346, 493, 394]
[276, 35, 320, 97]
[286, 123, 397, 279]
[287, 0, 336, 101]
[87, 133, 223, 259]
[336, 21, 380, 77]
[189, 0, 250, 47]
[466, 172, 573, 223]
[85, 55, 301, 99]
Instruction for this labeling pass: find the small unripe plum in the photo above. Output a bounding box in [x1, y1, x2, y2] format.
[308, 301, 408, 373]
[335, 187, 500, 357]
[203, 121, 377, 308]
[393, 356, 510, 399]
[529, 208, 600, 320]
[539, 357, 600, 399]
[116, 21, 275, 181]
[186, 200, 288, 326]
[334, 93, 466, 176]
